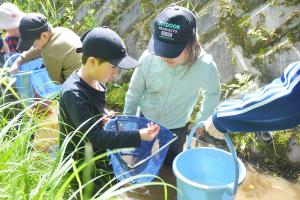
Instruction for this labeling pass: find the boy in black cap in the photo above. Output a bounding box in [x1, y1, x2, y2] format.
[59, 27, 160, 194]
[10, 13, 82, 83]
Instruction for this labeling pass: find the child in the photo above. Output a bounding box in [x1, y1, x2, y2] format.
[0, 2, 24, 53]
[59, 27, 160, 194]
[124, 6, 221, 166]
[10, 13, 82, 84]
[0, 36, 3, 66]
[205, 61, 300, 139]
[0, 34, 9, 66]
[0, 37, 2, 50]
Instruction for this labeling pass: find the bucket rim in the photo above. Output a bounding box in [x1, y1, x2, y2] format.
[172, 147, 246, 191]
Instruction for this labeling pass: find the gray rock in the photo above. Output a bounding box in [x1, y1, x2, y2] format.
[151, 0, 164, 6]
[247, 1, 300, 31]
[262, 41, 300, 80]
[95, 0, 113, 26]
[197, 0, 221, 35]
[119, 3, 142, 35]
[125, 32, 145, 59]
[204, 32, 258, 83]
[73, 0, 85, 8]
[72, 2, 94, 23]
[287, 136, 300, 164]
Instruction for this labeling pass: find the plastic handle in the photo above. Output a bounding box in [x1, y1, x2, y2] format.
[3, 53, 20, 69]
[224, 133, 239, 195]
[187, 121, 204, 149]
[187, 122, 239, 195]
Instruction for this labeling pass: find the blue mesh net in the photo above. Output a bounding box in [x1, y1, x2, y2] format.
[4, 53, 61, 99]
[104, 115, 177, 184]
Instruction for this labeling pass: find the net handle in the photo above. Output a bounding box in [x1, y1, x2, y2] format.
[125, 133, 178, 169]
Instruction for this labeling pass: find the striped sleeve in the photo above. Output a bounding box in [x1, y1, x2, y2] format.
[213, 61, 300, 133]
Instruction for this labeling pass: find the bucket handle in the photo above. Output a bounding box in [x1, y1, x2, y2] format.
[187, 121, 239, 195]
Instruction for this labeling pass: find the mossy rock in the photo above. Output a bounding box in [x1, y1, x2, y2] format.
[231, 129, 300, 182]
[106, 83, 129, 112]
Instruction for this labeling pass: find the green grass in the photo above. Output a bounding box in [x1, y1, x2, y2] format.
[0, 71, 174, 199]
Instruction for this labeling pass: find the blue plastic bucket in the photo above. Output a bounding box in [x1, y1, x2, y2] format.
[173, 123, 246, 200]
[13, 71, 34, 99]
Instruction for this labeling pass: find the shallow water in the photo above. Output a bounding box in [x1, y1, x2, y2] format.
[237, 165, 300, 200]
[119, 164, 300, 200]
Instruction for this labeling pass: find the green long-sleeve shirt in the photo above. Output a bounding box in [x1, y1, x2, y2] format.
[17, 27, 82, 84]
[124, 50, 221, 129]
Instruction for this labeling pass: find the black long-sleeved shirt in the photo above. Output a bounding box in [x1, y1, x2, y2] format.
[59, 71, 141, 161]
[0, 37, 3, 50]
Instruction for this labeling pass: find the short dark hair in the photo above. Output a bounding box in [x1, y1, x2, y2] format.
[35, 25, 52, 41]
[82, 55, 106, 65]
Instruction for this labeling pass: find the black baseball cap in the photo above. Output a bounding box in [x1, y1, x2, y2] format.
[76, 27, 139, 70]
[147, 6, 197, 58]
[17, 13, 50, 51]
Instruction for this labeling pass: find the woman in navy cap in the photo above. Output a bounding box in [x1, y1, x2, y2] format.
[124, 5, 221, 166]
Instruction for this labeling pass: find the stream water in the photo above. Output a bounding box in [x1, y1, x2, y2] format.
[119, 164, 300, 200]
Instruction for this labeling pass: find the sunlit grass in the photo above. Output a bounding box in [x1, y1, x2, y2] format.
[0, 73, 174, 199]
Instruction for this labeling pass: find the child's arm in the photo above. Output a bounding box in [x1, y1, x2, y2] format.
[0, 37, 3, 51]
[62, 91, 148, 151]
[195, 62, 221, 124]
[210, 61, 300, 134]
[2, 40, 9, 54]
[10, 47, 41, 72]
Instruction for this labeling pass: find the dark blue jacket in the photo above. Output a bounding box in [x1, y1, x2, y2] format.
[213, 61, 300, 133]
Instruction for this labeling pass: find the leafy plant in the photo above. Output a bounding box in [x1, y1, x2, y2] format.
[0, 71, 173, 199]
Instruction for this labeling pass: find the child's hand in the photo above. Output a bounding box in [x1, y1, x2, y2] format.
[139, 122, 160, 141]
[204, 116, 225, 139]
[102, 110, 116, 124]
[105, 110, 116, 117]
[102, 116, 111, 124]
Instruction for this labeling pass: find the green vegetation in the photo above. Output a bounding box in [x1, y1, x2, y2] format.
[0, 69, 173, 199]
[232, 130, 300, 182]
[1, 1, 300, 197]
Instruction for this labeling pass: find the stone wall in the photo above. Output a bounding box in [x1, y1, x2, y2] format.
[71, 0, 300, 84]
